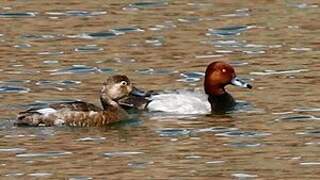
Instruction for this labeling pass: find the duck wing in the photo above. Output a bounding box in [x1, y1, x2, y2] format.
[118, 95, 151, 111]
[49, 101, 102, 112]
[15, 101, 103, 126]
[118, 87, 157, 111]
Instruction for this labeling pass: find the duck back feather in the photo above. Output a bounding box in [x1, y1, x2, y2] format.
[16, 101, 127, 127]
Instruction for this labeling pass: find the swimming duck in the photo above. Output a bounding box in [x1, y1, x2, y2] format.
[15, 75, 138, 127]
[120, 61, 252, 114]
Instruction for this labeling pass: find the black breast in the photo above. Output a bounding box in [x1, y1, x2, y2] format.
[208, 92, 236, 113]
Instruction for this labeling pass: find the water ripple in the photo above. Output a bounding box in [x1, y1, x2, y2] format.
[68, 31, 123, 40]
[28, 172, 52, 177]
[275, 115, 320, 122]
[36, 80, 81, 86]
[177, 16, 201, 23]
[145, 36, 165, 47]
[77, 136, 106, 142]
[124, 1, 168, 11]
[288, 3, 318, 9]
[232, 173, 258, 178]
[14, 43, 32, 49]
[0, 79, 30, 84]
[43, 60, 59, 64]
[0, 85, 30, 93]
[0, 148, 27, 153]
[206, 160, 225, 165]
[297, 130, 320, 137]
[74, 45, 104, 53]
[207, 25, 254, 37]
[149, 21, 176, 31]
[112, 27, 144, 33]
[156, 128, 191, 137]
[69, 176, 93, 180]
[215, 130, 271, 138]
[16, 151, 72, 158]
[195, 127, 239, 133]
[38, 51, 64, 56]
[208, 39, 266, 54]
[128, 161, 154, 168]
[195, 54, 224, 59]
[103, 151, 143, 157]
[135, 68, 175, 75]
[177, 72, 204, 82]
[290, 47, 312, 52]
[46, 10, 107, 17]
[22, 34, 59, 41]
[221, 8, 250, 17]
[0, 12, 37, 18]
[300, 162, 320, 166]
[250, 69, 309, 76]
[49, 65, 101, 75]
[225, 142, 262, 148]
[36, 80, 81, 91]
[294, 107, 320, 112]
[185, 155, 202, 159]
[5, 173, 24, 177]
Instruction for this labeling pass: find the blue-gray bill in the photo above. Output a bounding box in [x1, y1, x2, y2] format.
[231, 77, 252, 89]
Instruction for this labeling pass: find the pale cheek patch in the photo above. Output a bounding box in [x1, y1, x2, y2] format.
[107, 84, 122, 98]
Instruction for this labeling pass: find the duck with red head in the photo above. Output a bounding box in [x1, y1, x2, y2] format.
[120, 61, 252, 114]
[204, 61, 252, 112]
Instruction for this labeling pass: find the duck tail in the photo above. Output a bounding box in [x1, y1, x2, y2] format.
[15, 111, 42, 126]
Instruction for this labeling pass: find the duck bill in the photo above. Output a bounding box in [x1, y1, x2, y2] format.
[231, 77, 252, 89]
[130, 86, 149, 97]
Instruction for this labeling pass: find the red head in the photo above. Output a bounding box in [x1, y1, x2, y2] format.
[204, 61, 252, 96]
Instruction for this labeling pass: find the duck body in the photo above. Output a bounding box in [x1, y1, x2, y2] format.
[16, 101, 127, 127]
[16, 75, 134, 127]
[120, 61, 252, 114]
[146, 90, 211, 114]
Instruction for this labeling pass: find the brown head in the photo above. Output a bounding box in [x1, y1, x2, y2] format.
[204, 61, 252, 96]
[100, 75, 133, 107]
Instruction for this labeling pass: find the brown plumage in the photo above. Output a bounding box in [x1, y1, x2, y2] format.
[16, 75, 134, 127]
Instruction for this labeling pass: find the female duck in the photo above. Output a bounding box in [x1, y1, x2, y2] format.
[16, 75, 136, 127]
[121, 61, 252, 114]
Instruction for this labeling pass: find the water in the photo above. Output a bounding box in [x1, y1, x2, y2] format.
[0, 0, 319, 179]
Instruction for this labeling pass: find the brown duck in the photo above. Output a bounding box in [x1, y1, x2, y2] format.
[15, 75, 138, 127]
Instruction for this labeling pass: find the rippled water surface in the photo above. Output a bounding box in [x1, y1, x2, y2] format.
[0, 0, 319, 179]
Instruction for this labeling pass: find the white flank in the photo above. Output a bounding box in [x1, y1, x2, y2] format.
[54, 119, 65, 126]
[89, 111, 98, 116]
[36, 108, 57, 116]
[147, 90, 211, 115]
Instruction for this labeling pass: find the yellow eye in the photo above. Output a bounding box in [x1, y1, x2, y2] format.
[120, 81, 128, 86]
[222, 69, 227, 73]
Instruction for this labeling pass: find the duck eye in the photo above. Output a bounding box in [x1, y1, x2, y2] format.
[120, 81, 128, 86]
[221, 68, 227, 73]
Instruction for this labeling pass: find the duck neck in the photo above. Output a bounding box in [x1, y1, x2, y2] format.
[99, 93, 119, 110]
[207, 91, 235, 113]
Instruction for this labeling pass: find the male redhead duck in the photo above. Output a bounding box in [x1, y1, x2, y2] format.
[16, 75, 139, 127]
[120, 61, 252, 114]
